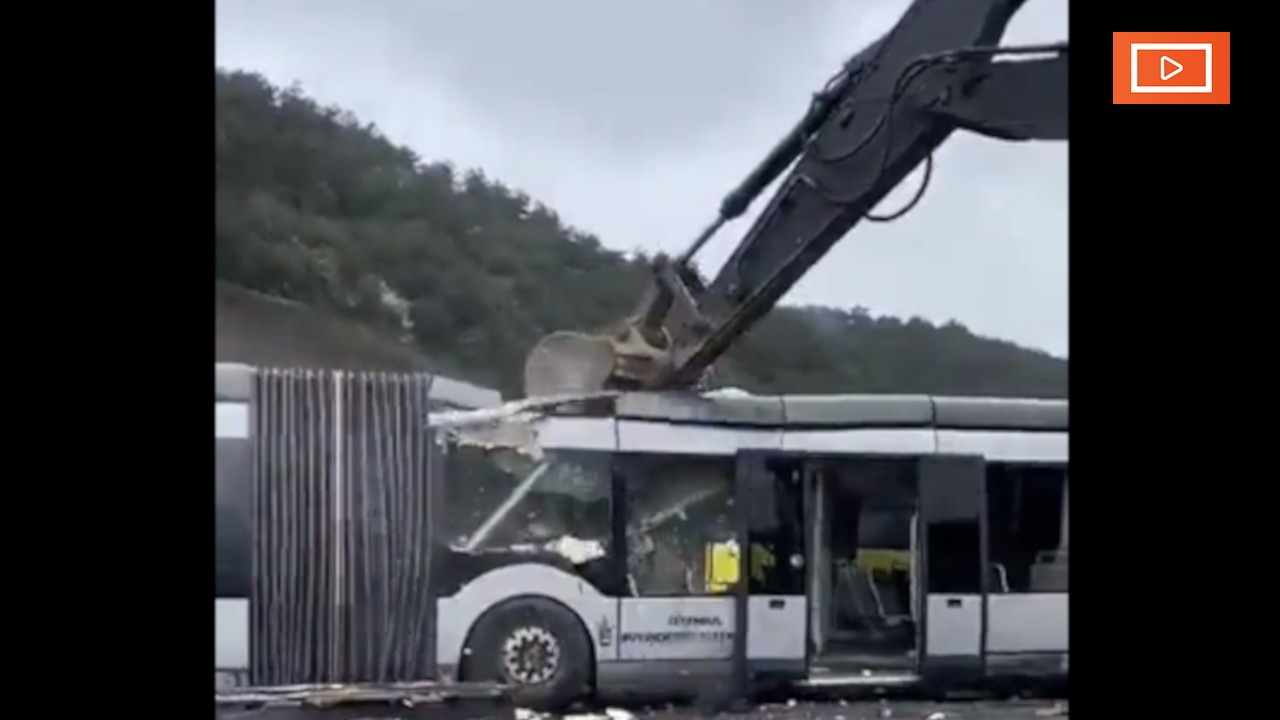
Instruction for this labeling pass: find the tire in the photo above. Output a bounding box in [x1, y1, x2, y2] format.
[464, 596, 592, 711]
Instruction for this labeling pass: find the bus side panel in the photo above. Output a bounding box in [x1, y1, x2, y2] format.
[918, 455, 987, 684]
[985, 594, 1068, 678]
[935, 430, 1067, 465]
[737, 452, 807, 676]
[597, 597, 737, 699]
[616, 597, 735, 661]
[986, 594, 1068, 653]
[745, 596, 807, 663]
[216, 598, 250, 669]
[435, 563, 618, 680]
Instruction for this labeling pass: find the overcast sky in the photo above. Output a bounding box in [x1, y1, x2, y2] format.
[215, 0, 1068, 357]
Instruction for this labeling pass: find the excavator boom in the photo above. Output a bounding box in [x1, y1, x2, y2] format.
[524, 0, 1067, 398]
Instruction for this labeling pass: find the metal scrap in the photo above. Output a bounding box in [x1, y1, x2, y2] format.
[428, 391, 619, 461]
[215, 680, 505, 708]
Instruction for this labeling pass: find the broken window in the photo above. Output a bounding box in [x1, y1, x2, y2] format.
[618, 455, 736, 597]
[985, 463, 1068, 593]
[443, 444, 614, 563]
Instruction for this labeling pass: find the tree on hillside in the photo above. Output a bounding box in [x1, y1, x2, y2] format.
[214, 68, 1066, 399]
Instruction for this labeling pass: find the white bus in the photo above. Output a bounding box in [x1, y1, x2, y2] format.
[216, 366, 1067, 708]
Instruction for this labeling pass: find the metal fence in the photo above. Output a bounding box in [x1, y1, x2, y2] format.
[250, 369, 442, 686]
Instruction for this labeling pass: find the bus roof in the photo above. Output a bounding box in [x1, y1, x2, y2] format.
[596, 391, 1067, 431]
[219, 362, 1066, 433]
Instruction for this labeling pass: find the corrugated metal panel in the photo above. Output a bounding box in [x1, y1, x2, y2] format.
[250, 368, 441, 685]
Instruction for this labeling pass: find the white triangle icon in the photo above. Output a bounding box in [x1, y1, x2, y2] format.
[1160, 56, 1183, 80]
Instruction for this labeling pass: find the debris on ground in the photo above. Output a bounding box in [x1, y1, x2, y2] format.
[520, 699, 1067, 720]
[561, 708, 639, 720]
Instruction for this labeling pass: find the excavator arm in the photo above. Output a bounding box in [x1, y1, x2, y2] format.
[523, 0, 1067, 397]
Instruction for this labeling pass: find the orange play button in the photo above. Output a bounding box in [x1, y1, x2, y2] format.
[1112, 32, 1230, 104]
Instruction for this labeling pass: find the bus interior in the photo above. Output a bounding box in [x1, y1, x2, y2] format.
[807, 458, 919, 677]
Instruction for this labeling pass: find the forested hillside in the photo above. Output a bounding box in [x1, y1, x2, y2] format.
[214, 69, 1066, 400]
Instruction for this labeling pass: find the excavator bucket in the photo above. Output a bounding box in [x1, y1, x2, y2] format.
[522, 330, 619, 398]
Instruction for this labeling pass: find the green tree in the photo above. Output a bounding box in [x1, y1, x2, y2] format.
[214, 69, 1066, 400]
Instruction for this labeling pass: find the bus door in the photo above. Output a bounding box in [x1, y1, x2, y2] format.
[917, 455, 988, 681]
[733, 453, 809, 679]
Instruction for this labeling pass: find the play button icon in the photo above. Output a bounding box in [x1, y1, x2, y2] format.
[1114, 32, 1229, 104]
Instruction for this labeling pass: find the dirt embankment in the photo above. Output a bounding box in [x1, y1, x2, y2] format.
[215, 282, 430, 371]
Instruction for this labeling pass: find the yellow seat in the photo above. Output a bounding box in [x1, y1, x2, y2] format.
[705, 540, 740, 593]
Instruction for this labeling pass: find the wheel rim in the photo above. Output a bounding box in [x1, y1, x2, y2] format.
[500, 626, 561, 685]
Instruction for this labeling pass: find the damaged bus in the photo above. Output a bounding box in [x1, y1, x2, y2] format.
[216, 365, 1067, 709]
[433, 390, 1068, 708]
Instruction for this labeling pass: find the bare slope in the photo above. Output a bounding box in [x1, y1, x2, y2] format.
[216, 281, 429, 371]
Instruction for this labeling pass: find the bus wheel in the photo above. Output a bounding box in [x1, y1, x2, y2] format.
[466, 597, 591, 711]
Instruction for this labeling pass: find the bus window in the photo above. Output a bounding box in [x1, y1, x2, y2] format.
[744, 460, 806, 596]
[444, 445, 614, 559]
[215, 435, 252, 599]
[925, 520, 982, 594]
[985, 464, 1068, 593]
[618, 455, 735, 597]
